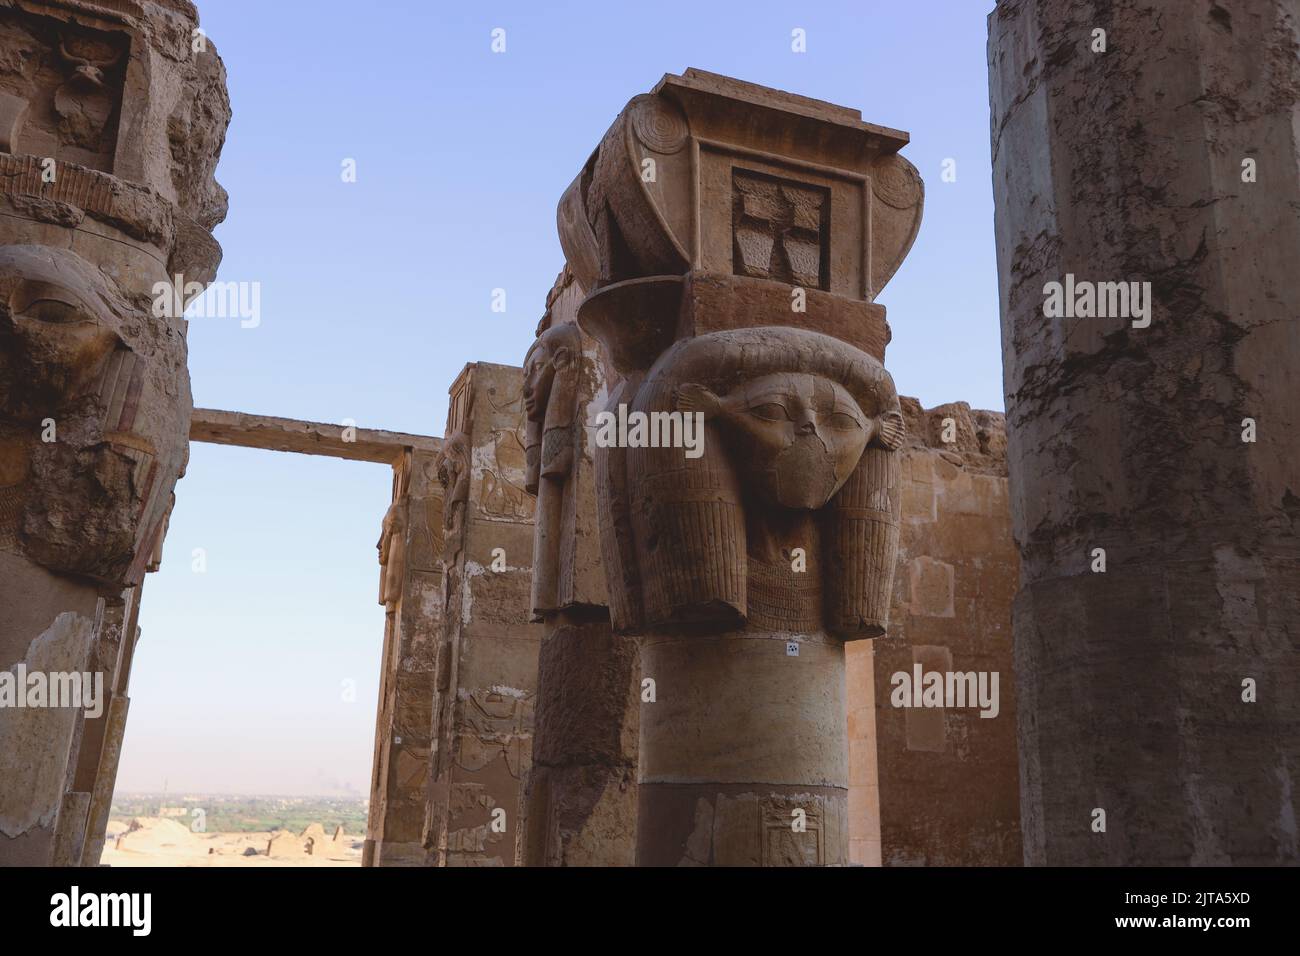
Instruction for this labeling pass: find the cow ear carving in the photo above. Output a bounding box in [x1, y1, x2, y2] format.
[676, 382, 721, 419]
[874, 409, 905, 450]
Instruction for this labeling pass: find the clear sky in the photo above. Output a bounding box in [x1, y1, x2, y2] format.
[115, 0, 1003, 797]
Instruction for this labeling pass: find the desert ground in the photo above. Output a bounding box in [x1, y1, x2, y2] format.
[100, 817, 362, 867]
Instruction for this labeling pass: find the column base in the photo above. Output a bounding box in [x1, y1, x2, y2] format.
[637, 782, 848, 866]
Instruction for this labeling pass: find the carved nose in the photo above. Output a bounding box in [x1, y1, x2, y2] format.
[796, 420, 816, 435]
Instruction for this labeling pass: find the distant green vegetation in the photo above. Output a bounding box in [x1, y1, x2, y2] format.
[110, 794, 369, 834]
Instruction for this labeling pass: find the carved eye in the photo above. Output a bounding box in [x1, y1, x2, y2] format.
[20, 298, 83, 324]
[826, 412, 862, 431]
[748, 403, 789, 422]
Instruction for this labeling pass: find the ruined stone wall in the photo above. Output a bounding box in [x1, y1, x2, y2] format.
[520, 267, 640, 867]
[424, 363, 542, 866]
[848, 399, 1021, 866]
[365, 447, 444, 866]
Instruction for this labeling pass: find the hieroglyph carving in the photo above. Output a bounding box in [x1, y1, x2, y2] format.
[732, 170, 829, 289]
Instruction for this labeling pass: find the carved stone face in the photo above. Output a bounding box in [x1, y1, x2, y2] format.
[680, 372, 870, 510]
[524, 323, 581, 426]
[522, 341, 556, 423]
[437, 437, 470, 503]
[0, 246, 121, 420]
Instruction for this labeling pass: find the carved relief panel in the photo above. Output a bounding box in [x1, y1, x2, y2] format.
[732, 168, 829, 290]
[0, 7, 130, 172]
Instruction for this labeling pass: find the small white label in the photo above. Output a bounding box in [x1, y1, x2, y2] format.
[394, 735, 403, 745]
[786, 641, 800, 657]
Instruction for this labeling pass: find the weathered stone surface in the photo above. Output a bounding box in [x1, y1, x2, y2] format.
[422, 363, 542, 866]
[524, 760, 637, 867]
[560, 69, 919, 301]
[0, 12, 1057, 875]
[522, 303, 606, 617]
[80, 691, 128, 865]
[517, 266, 639, 867]
[0, 553, 98, 863]
[523, 613, 638, 866]
[0, 0, 229, 866]
[50, 790, 89, 866]
[989, 0, 1299, 864]
[566, 70, 920, 866]
[266, 830, 303, 858]
[191, 408, 440, 465]
[365, 447, 444, 866]
[848, 399, 1022, 866]
[530, 618, 638, 770]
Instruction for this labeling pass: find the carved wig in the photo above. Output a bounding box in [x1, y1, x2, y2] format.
[437, 434, 469, 501]
[377, 496, 409, 612]
[522, 322, 582, 494]
[0, 245, 184, 585]
[602, 326, 903, 638]
[522, 322, 585, 617]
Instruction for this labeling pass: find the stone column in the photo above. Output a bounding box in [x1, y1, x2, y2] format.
[563, 70, 923, 865]
[50, 592, 125, 865]
[0, 0, 229, 866]
[77, 573, 147, 865]
[989, 0, 1300, 864]
[80, 594, 137, 866]
[519, 268, 640, 867]
[365, 448, 445, 866]
[423, 364, 543, 866]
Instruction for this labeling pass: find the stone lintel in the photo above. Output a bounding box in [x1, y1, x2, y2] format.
[190, 408, 441, 465]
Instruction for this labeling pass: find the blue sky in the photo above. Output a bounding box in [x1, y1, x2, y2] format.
[116, 0, 1002, 796]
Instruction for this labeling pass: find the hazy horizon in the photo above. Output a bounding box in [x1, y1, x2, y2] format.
[113, 792, 368, 800]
